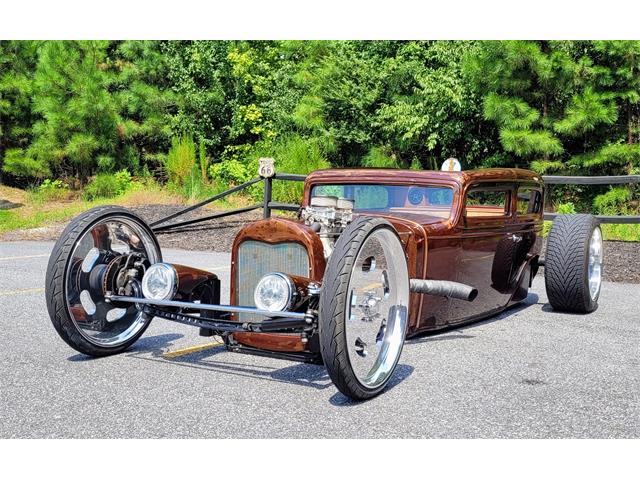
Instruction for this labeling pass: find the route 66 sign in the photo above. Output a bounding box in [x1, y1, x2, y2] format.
[258, 157, 275, 178]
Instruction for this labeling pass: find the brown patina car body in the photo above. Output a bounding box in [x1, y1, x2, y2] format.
[49, 165, 567, 400]
[230, 168, 544, 354]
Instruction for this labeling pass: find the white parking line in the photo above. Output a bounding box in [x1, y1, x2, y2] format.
[0, 287, 45, 296]
[0, 254, 49, 261]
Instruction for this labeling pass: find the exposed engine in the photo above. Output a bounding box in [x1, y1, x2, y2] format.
[301, 195, 354, 258]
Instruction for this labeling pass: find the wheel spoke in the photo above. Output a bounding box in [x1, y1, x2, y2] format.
[344, 227, 409, 388]
[65, 216, 159, 347]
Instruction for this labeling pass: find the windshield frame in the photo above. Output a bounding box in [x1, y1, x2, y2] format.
[306, 180, 460, 221]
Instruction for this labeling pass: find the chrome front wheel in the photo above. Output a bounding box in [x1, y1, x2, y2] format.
[320, 216, 410, 400]
[46, 206, 161, 356]
[345, 228, 409, 388]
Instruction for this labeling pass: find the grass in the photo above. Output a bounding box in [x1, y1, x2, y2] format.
[542, 220, 639, 241]
[0, 182, 256, 235]
[600, 223, 640, 242]
[2, 181, 639, 241]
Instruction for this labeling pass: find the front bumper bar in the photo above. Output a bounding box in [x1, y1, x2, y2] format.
[106, 294, 315, 334]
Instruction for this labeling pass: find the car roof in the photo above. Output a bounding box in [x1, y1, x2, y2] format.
[305, 167, 542, 187]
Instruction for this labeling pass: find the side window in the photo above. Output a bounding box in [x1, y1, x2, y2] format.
[465, 189, 509, 218]
[516, 187, 542, 215]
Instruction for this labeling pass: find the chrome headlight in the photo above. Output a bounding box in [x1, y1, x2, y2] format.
[254, 272, 294, 312]
[141, 263, 177, 300]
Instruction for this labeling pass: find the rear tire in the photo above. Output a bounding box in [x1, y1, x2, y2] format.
[319, 216, 409, 401]
[544, 214, 603, 313]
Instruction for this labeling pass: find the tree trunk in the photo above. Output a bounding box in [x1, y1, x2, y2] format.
[628, 100, 633, 145]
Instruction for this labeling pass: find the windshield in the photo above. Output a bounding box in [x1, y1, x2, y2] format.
[310, 184, 455, 219]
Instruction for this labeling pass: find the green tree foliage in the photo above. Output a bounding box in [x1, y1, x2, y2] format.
[464, 41, 577, 170]
[164, 135, 196, 185]
[375, 41, 495, 169]
[113, 41, 175, 173]
[0, 41, 39, 179]
[467, 40, 640, 213]
[0, 40, 638, 219]
[29, 41, 119, 182]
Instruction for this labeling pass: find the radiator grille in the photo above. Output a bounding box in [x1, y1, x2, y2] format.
[236, 240, 309, 321]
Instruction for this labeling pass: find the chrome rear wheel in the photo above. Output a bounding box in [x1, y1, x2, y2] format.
[545, 214, 603, 313]
[588, 227, 603, 301]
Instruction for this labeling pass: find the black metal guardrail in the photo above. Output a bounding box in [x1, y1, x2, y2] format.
[150, 171, 640, 233]
[151, 172, 305, 232]
[542, 175, 640, 224]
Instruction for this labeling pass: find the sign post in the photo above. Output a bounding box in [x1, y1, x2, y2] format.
[259, 157, 276, 218]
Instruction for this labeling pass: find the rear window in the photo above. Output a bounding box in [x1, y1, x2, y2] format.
[310, 184, 454, 218]
[516, 187, 542, 215]
[465, 189, 509, 217]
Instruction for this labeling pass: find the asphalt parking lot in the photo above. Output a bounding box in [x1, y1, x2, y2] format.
[0, 240, 638, 438]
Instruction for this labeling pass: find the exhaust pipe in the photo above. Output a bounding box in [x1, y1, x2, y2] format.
[409, 279, 478, 302]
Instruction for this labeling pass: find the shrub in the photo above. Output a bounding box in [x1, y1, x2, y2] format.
[362, 146, 402, 168]
[36, 179, 71, 201]
[593, 186, 633, 215]
[245, 135, 330, 204]
[199, 139, 209, 183]
[209, 159, 251, 187]
[181, 166, 207, 201]
[164, 136, 196, 185]
[83, 169, 132, 200]
[97, 155, 116, 172]
[543, 202, 576, 237]
[556, 202, 577, 214]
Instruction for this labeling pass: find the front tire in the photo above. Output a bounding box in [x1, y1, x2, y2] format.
[319, 217, 410, 400]
[544, 214, 603, 313]
[45, 206, 161, 356]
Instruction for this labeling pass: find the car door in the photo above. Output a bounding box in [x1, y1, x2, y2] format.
[448, 182, 514, 323]
[505, 183, 544, 302]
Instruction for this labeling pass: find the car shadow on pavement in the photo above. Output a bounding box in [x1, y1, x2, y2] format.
[126, 346, 335, 391]
[539, 303, 593, 315]
[328, 364, 415, 406]
[66, 333, 184, 361]
[404, 292, 540, 345]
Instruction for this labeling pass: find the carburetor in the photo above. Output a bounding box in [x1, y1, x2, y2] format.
[301, 195, 354, 258]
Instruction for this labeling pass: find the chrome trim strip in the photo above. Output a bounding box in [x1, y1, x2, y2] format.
[106, 294, 307, 319]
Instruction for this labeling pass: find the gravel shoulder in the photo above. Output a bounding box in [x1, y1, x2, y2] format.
[1, 203, 638, 283]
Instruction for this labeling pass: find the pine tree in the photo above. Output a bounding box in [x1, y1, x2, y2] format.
[0, 41, 41, 180]
[113, 40, 176, 174]
[29, 41, 119, 182]
[464, 41, 578, 172]
[467, 41, 640, 214]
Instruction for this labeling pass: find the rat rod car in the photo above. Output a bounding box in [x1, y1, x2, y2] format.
[45, 167, 604, 400]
